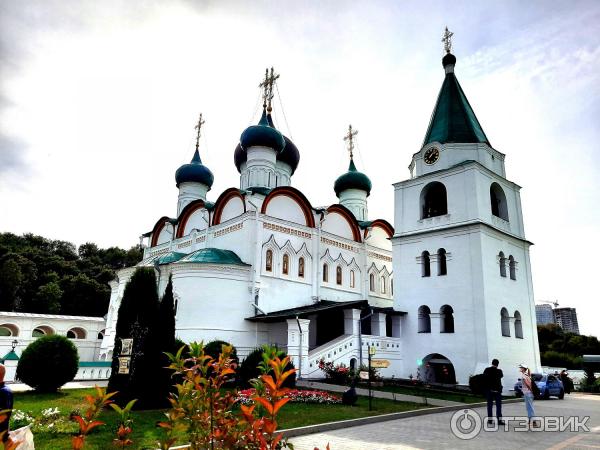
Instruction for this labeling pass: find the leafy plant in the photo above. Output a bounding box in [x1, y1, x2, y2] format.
[110, 399, 137, 448]
[70, 386, 117, 450]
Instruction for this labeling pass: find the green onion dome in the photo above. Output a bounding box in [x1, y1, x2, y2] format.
[240, 109, 285, 153]
[175, 149, 214, 188]
[334, 158, 372, 197]
[234, 112, 299, 174]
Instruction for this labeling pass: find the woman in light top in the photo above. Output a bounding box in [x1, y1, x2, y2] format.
[519, 364, 538, 428]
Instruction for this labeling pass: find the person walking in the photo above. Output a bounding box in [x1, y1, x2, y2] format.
[519, 364, 537, 428]
[483, 358, 504, 425]
[560, 370, 572, 394]
[0, 364, 14, 447]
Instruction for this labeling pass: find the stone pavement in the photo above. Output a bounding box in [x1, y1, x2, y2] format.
[289, 393, 600, 450]
[297, 380, 463, 407]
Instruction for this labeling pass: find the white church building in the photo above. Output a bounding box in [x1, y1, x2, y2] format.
[1, 37, 541, 391]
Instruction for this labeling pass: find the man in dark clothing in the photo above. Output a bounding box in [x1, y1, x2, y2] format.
[0, 364, 13, 445]
[483, 358, 504, 425]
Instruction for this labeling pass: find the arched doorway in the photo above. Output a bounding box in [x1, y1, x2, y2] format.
[421, 353, 456, 384]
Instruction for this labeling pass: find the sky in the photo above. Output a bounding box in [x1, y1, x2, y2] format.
[1, 0, 599, 336]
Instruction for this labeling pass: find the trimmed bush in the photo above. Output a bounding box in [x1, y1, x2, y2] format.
[239, 346, 296, 388]
[204, 340, 238, 363]
[16, 334, 79, 392]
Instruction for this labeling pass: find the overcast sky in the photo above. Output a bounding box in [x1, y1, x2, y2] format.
[1, 1, 599, 336]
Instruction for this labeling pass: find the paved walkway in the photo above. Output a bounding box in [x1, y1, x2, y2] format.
[289, 394, 600, 450]
[8, 380, 108, 392]
[297, 380, 463, 407]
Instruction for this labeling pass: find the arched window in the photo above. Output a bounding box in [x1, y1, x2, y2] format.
[67, 327, 87, 339]
[298, 257, 305, 278]
[509, 256, 516, 280]
[440, 305, 454, 333]
[32, 325, 54, 338]
[418, 306, 431, 333]
[0, 324, 19, 337]
[437, 248, 447, 276]
[369, 273, 375, 291]
[514, 310, 523, 339]
[490, 182, 509, 221]
[322, 264, 329, 282]
[282, 254, 289, 275]
[381, 276, 386, 294]
[421, 181, 448, 219]
[98, 331, 105, 340]
[422, 251, 431, 277]
[501, 308, 510, 337]
[499, 252, 506, 277]
[336, 266, 342, 285]
[350, 270, 355, 288]
[265, 250, 273, 272]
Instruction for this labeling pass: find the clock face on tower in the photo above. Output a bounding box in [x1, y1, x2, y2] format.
[424, 147, 440, 165]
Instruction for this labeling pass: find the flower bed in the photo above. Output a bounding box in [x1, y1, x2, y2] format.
[237, 388, 341, 405]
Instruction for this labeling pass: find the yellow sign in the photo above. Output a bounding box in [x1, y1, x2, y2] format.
[369, 346, 376, 356]
[371, 359, 390, 368]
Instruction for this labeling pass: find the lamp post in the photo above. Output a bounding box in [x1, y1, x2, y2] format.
[11, 339, 17, 351]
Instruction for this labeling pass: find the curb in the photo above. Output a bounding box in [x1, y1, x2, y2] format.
[281, 398, 523, 439]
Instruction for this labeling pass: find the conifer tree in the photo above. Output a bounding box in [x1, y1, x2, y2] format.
[107, 267, 163, 408]
[156, 275, 177, 397]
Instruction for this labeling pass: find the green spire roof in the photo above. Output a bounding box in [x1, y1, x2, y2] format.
[422, 53, 489, 147]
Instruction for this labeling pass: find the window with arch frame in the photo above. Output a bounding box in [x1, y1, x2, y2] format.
[322, 263, 329, 282]
[336, 266, 342, 285]
[501, 308, 511, 337]
[298, 257, 305, 278]
[498, 251, 506, 277]
[514, 310, 523, 339]
[437, 248, 447, 276]
[418, 305, 431, 333]
[282, 253, 289, 275]
[509, 255, 516, 280]
[422, 251, 431, 277]
[350, 270, 355, 288]
[381, 276, 386, 294]
[369, 273, 375, 292]
[265, 249, 273, 272]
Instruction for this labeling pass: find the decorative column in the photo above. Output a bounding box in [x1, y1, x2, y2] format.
[286, 318, 310, 378]
[343, 309, 361, 335]
[371, 312, 387, 336]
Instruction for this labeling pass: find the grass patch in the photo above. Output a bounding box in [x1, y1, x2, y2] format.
[12, 388, 427, 449]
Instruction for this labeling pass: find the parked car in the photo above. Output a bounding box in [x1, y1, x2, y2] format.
[514, 373, 564, 399]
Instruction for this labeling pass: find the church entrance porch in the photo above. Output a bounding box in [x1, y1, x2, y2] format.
[421, 353, 456, 385]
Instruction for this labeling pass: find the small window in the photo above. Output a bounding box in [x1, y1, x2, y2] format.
[266, 250, 273, 272]
[67, 327, 86, 339]
[501, 308, 510, 337]
[282, 254, 289, 275]
[437, 248, 447, 276]
[369, 273, 375, 292]
[350, 270, 355, 288]
[418, 305, 431, 333]
[499, 252, 506, 277]
[336, 266, 342, 285]
[440, 305, 454, 333]
[323, 264, 328, 282]
[490, 182, 509, 221]
[514, 311, 523, 339]
[298, 257, 305, 278]
[422, 251, 431, 277]
[509, 256, 516, 280]
[381, 276, 386, 294]
[97, 332, 105, 340]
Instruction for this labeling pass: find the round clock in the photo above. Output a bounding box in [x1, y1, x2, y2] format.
[424, 147, 440, 165]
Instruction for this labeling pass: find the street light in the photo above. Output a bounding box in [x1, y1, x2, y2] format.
[11, 339, 18, 351]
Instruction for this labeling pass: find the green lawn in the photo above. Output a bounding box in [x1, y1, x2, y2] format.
[12, 388, 427, 449]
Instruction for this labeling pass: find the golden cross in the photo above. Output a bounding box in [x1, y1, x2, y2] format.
[259, 67, 280, 110]
[442, 27, 454, 54]
[343, 124, 358, 159]
[195, 113, 205, 152]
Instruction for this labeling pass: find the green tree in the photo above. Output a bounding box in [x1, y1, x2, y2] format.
[32, 281, 63, 314]
[156, 276, 177, 398]
[107, 267, 164, 408]
[0, 258, 22, 310]
[60, 274, 110, 316]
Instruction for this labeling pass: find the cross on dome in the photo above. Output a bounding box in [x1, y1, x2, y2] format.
[442, 27, 454, 54]
[343, 124, 358, 160]
[259, 67, 280, 111]
[194, 112, 205, 152]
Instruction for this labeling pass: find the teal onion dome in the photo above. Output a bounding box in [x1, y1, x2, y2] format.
[334, 158, 372, 196]
[240, 109, 285, 153]
[175, 149, 214, 188]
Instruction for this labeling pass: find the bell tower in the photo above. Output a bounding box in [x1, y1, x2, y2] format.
[392, 29, 541, 390]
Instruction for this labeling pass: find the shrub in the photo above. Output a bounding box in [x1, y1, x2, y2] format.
[204, 340, 238, 363]
[239, 346, 296, 388]
[16, 334, 79, 392]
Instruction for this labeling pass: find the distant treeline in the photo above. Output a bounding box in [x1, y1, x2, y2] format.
[0, 233, 142, 317]
[538, 324, 600, 369]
